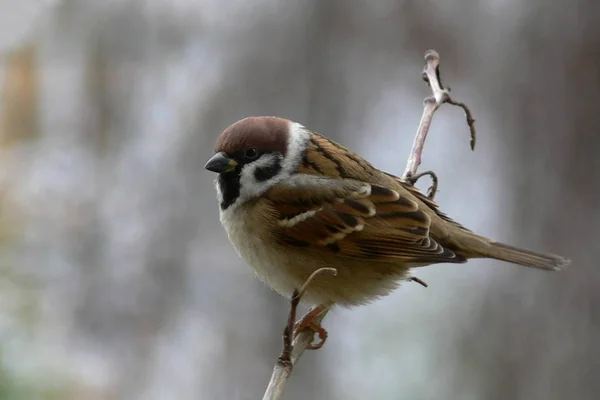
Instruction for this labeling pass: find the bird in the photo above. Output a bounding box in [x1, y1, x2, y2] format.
[205, 116, 570, 347]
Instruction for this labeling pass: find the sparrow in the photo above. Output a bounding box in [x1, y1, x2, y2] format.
[205, 116, 570, 346]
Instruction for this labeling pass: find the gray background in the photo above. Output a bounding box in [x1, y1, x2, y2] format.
[0, 1, 598, 399]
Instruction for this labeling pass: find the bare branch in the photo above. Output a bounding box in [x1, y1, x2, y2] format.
[263, 268, 336, 400]
[403, 49, 477, 179]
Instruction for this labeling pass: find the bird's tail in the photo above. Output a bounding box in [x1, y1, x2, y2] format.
[469, 239, 570, 271]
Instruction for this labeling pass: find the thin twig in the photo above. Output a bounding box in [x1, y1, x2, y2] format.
[403, 49, 477, 179]
[406, 170, 439, 199]
[263, 268, 337, 400]
[409, 276, 429, 288]
[262, 290, 298, 400]
[447, 98, 477, 150]
[298, 267, 337, 299]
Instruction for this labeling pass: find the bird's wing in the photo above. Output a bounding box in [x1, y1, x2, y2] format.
[264, 175, 466, 264]
[298, 131, 474, 234]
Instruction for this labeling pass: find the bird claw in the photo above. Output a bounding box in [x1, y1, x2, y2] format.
[293, 305, 329, 350]
[293, 321, 328, 350]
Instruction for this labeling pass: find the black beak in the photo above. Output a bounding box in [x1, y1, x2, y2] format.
[205, 152, 238, 173]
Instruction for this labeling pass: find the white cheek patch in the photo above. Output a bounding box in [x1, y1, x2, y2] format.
[238, 153, 283, 202]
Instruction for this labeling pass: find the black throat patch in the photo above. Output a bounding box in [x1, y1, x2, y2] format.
[217, 152, 283, 210]
[218, 169, 241, 210]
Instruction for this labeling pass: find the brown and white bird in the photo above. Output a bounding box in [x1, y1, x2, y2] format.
[205, 116, 570, 343]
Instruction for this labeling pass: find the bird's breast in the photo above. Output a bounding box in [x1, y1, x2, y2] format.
[219, 203, 301, 299]
[217, 200, 412, 306]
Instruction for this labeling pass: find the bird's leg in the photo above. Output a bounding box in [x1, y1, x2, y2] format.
[279, 288, 302, 366]
[293, 304, 329, 350]
[405, 170, 439, 200]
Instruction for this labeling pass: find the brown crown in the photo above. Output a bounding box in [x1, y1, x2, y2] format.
[215, 116, 290, 155]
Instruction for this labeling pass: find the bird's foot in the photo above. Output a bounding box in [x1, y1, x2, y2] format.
[293, 304, 329, 350]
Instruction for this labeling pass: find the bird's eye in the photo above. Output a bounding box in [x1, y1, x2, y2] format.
[244, 148, 259, 160]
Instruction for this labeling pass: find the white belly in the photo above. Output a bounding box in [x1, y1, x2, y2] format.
[219, 206, 300, 299]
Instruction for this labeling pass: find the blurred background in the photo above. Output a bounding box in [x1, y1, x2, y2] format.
[0, 0, 598, 399]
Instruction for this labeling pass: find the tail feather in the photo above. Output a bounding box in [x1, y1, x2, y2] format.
[482, 241, 571, 271]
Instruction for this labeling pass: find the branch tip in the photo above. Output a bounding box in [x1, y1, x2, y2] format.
[424, 49, 440, 63]
[298, 267, 337, 299]
[446, 98, 477, 150]
[403, 49, 478, 178]
[409, 276, 429, 288]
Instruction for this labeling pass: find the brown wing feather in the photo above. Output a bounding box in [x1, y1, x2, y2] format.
[383, 171, 473, 233]
[264, 175, 465, 265]
[298, 133, 379, 179]
[301, 133, 471, 233]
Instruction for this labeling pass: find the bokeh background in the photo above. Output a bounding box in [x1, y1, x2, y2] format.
[0, 1, 598, 399]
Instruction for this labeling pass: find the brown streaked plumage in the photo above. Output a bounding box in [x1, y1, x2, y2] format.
[205, 116, 571, 310]
[265, 176, 464, 265]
